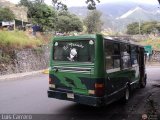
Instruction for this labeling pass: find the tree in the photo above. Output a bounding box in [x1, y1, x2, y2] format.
[19, 0, 34, 20]
[52, 0, 67, 11]
[126, 22, 139, 35]
[85, 0, 100, 10]
[19, 0, 32, 7]
[0, 7, 15, 21]
[56, 12, 83, 33]
[31, 3, 57, 30]
[52, 0, 100, 10]
[141, 21, 158, 34]
[19, 0, 83, 32]
[127, 21, 160, 35]
[84, 10, 103, 33]
[19, 0, 57, 31]
[34, 0, 44, 3]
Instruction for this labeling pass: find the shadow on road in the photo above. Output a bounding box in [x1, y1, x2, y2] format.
[56, 101, 128, 120]
[50, 83, 160, 120]
[54, 96, 137, 120]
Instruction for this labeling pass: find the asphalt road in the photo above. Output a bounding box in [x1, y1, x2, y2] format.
[0, 67, 160, 120]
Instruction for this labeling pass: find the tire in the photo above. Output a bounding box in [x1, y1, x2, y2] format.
[121, 85, 130, 103]
[140, 75, 147, 88]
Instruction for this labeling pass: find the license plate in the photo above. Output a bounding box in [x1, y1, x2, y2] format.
[67, 93, 74, 99]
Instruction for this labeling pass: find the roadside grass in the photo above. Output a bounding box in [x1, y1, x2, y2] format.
[0, 31, 43, 49]
[139, 37, 160, 51]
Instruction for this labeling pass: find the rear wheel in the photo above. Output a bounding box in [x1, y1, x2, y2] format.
[121, 85, 130, 103]
[140, 75, 147, 88]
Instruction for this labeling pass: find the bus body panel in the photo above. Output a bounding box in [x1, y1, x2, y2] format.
[49, 62, 95, 95]
[48, 34, 146, 107]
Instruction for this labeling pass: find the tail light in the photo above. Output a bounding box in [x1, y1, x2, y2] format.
[49, 77, 52, 84]
[49, 77, 55, 88]
[95, 83, 105, 97]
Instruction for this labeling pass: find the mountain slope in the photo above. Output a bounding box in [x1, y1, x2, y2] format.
[116, 6, 159, 21]
[0, 0, 28, 22]
[69, 1, 160, 31]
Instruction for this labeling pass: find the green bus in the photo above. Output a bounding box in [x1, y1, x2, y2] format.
[48, 34, 147, 106]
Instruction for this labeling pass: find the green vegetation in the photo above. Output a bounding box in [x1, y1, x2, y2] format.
[31, 3, 57, 31]
[0, 31, 43, 49]
[19, 0, 83, 33]
[19, 0, 57, 31]
[51, 0, 100, 10]
[126, 21, 160, 50]
[0, 53, 11, 64]
[0, 7, 15, 21]
[84, 10, 103, 33]
[127, 21, 160, 35]
[124, 22, 160, 51]
[56, 11, 83, 33]
[139, 37, 160, 51]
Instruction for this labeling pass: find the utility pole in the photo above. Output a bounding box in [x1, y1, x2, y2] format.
[14, 20, 16, 30]
[21, 13, 24, 27]
[138, 20, 141, 35]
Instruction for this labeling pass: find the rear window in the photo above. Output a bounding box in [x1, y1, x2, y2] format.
[53, 40, 95, 62]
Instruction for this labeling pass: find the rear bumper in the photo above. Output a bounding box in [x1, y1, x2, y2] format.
[48, 90, 104, 107]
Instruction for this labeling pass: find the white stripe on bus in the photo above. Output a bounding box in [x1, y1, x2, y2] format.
[106, 68, 121, 73]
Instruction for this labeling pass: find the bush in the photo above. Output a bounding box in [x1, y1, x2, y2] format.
[0, 31, 43, 49]
[139, 37, 160, 51]
[0, 54, 11, 64]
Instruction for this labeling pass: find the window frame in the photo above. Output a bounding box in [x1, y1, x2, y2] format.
[52, 39, 95, 63]
[130, 45, 139, 67]
[120, 43, 131, 69]
[105, 40, 121, 73]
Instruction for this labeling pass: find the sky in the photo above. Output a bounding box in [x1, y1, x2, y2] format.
[7, 0, 160, 7]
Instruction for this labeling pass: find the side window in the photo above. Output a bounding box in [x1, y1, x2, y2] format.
[105, 41, 120, 71]
[131, 46, 138, 66]
[113, 43, 120, 69]
[105, 41, 113, 70]
[121, 44, 131, 69]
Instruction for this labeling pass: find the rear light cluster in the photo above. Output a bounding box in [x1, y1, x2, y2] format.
[49, 77, 55, 88]
[49, 77, 52, 84]
[95, 83, 105, 97]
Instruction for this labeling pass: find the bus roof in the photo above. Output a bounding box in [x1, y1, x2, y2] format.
[53, 34, 144, 48]
[104, 36, 144, 48]
[53, 34, 96, 41]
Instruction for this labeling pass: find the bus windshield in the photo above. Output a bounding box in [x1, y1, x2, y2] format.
[53, 40, 95, 62]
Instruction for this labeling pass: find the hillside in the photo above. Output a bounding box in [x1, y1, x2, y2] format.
[0, 31, 43, 50]
[0, 0, 28, 22]
[117, 6, 160, 21]
[139, 36, 160, 51]
[69, 1, 160, 32]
